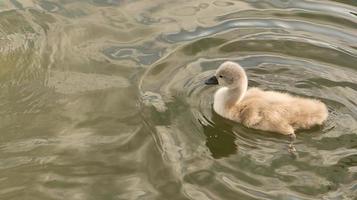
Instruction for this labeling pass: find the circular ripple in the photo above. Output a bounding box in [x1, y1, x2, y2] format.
[139, 5, 357, 198]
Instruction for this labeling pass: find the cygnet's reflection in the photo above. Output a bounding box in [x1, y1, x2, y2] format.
[200, 111, 237, 159]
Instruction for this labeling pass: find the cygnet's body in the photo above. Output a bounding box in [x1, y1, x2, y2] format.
[205, 61, 328, 138]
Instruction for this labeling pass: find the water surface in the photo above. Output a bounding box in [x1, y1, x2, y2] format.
[0, 0, 356, 199]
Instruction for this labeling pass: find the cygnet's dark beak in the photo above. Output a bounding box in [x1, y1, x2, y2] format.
[205, 76, 218, 85]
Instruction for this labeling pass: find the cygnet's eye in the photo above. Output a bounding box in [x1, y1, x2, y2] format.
[219, 75, 223, 78]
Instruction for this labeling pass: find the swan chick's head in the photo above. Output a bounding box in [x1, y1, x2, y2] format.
[205, 61, 247, 89]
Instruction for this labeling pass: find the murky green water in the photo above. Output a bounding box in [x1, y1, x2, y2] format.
[0, 0, 356, 199]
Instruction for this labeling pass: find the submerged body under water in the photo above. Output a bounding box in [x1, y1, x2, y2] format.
[0, 0, 356, 199]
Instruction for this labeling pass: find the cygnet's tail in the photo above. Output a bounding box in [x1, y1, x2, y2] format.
[292, 98, 328, 129]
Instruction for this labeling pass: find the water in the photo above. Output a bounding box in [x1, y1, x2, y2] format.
[0, 0, 356, 199]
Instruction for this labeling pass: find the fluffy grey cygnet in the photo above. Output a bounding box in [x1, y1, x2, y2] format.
[205, 61, 328, 140]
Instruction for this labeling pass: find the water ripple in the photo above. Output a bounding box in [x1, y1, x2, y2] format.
[162, 19, 357, 46]
[140, 7, 357, 196]
[1, 0, 356, 199]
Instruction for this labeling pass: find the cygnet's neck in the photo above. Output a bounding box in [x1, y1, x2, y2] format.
[213, 76, 248, 117]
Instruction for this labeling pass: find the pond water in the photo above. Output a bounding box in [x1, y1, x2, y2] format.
[0, 0, 356, 199]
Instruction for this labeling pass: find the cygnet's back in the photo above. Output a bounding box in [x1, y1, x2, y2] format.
[236, 87, 328, 133]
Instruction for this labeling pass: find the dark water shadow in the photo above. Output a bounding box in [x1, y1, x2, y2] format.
[200, 111, 238, 159]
